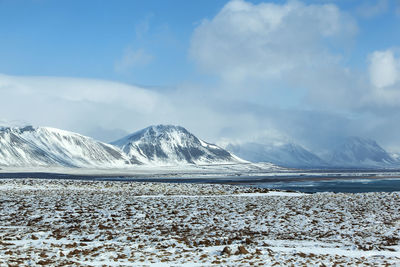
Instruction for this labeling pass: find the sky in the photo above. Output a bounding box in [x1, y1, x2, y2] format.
[1, 0, 400, 154]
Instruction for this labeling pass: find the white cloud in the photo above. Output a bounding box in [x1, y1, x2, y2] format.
[0, 73, 282, 144]
[0, 74, 172, 139]
[356, 0, 388, 18]
[369, 49, 399, 88]
[0, 74, 160, 112]
[114, 47, 154, 73]
[190, 0, 357, 84]
[188, 0, 366, 116]
[366, 49, 400, 107]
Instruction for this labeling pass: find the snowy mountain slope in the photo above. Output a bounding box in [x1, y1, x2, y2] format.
[225, 142, 327, 168]
[328, 137, 397, 168]
[0, 126, 62, 167]
[111, 125, 246, 165]
[0, 126, 134, 167]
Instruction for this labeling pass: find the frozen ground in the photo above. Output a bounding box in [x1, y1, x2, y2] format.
[0, 162, 287, 178]
[1, 179, 399, 266]
[2, 163, 400, 181]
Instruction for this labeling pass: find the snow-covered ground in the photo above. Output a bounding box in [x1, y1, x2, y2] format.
[0, 162, 285, 178]
[1, 179, 399, 266]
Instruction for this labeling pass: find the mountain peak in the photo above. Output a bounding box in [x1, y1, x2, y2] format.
[112, 125, 245, 166]
[142, 124, 191, 138]
[112, 124, 191, 146]
[329, 136, 395, 167]
[150, 124, 187, 131]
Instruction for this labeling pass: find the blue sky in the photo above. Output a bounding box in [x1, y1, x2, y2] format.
[1, 0, 397, 85]
[0, 0, 228, 86]
[1, 0, 400, 152]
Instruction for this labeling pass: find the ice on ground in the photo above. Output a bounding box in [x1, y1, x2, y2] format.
[0, 179, 399, 266]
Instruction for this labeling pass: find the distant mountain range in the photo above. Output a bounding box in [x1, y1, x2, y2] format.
[0, 124, 244, 168]
[226, 142, 328, 168]
[328, 137, 397, 168]
[224, 137, 400, 169]
[0, 124, 399, 169]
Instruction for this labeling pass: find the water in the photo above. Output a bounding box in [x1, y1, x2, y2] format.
[1, 172, 400, 193]
[254, 178, 400, 193]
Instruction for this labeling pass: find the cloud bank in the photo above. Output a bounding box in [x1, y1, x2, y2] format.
[0, 74, 173, 141]
[191, 0, 357, 83]
[189, 0, 363, 112]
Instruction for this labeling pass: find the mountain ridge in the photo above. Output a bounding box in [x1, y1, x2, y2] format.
[0, 124, 247, 168]
[327, 136, 397, 168]
[225, 137, 400, 169]
[225, 142, 328, 168]
[0, 125, 133, 168]
[111, 124, 246, 166]
[1, 124, 399, 169]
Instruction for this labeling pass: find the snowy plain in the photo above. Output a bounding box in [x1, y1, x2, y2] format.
[1, 179, 399, 266]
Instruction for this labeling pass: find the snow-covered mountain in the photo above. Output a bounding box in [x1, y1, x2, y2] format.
[111, 125, 245, 166]
[327, 137, 397, 168]
[0, 126, 133, 167]
[3, 124, 396, 170]
[225, 142, 327, 168]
